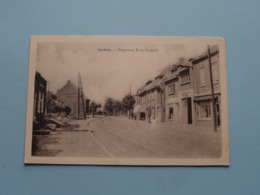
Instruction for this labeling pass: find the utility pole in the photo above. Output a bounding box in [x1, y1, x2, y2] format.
[208, 45, 217, 132]
[78, 78, 80, 119]
[78, 73, 86, 119]
[46, 81, 49, 113]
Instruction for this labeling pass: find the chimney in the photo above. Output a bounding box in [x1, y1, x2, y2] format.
[178, 58, 188, 65]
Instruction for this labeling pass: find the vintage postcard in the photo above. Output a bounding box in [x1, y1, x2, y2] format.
[24, 35, 229, 165]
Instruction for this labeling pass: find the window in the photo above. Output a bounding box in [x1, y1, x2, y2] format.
[38, 92, 41, 113]
[171, 67, 177, 73]
[37, 91, 44, 113]
[168, 107, 174, 119]
[40, 92, 44, 113]
[180, 69, 190, 84]
[157, 106, 160, 116]
[198, 102, 211, 119]
[168, 84, 175, 95]
[199, 67, 205, 87]
[212, 63, 219, 83]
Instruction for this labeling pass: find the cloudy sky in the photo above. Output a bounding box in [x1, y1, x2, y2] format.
[36, 41, 208, 104]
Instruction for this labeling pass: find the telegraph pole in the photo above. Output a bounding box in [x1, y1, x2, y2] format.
[78, 78, 80, 119]
[208, 45, 217, 132]
[78, 73, 86, 119]
[46, 81, 49, 113]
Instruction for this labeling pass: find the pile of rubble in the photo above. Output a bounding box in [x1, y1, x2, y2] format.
[33, 113, 72, 135]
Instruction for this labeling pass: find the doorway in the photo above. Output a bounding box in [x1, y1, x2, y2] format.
[215, 102, 221, 126]
[187, 98, 192, 124]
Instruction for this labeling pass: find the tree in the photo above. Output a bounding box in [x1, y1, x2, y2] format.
[89, 101, 102, 117]
[46, 91, 59, 113]
[89, 101, 97, 117]
[114, 101, 122, 115]
[105, 98, 115, 115]
[63, 106, 71, 116]
[122, 94, 136, 119]
[95, 103, 102, 115]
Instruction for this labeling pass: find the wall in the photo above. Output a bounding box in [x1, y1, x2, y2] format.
[193, 54, 220, 95]
[1, 0, 260, 195]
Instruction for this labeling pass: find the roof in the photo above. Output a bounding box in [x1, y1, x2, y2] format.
[137, 66, 170, 95]
[161, 64, 179, 83]
[56, 80, 87, 99]
[161, 60, 192, 83]
[146, 76, 162, 91]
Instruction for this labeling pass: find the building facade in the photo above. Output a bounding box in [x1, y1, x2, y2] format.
[134, 74, 165, 123]
[192, 46, 221, 130]
[178, 62, 194, 126]
[163, 67, 180, 125]
[33, 71, 47, 126]
[162, 59, 194, 127]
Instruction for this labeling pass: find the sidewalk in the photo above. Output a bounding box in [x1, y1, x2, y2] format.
[68, 116, 103, 130]
[123, 116, 221, 133]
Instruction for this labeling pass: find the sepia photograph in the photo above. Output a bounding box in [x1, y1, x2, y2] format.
[24, 36, 229, 165]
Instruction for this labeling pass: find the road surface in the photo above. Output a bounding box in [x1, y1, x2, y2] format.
[32, 116, 221, 158]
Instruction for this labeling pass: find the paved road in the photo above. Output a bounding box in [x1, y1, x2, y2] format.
[87, 117, 170, 158]
[32, 116, 221, 158]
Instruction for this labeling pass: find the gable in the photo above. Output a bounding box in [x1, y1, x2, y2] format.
[56, 80, 78, 96]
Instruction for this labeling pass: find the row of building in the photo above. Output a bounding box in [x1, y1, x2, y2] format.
[133, 45, 221, 132]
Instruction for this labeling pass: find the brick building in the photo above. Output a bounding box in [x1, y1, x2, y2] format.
[56, 80, 86, 118]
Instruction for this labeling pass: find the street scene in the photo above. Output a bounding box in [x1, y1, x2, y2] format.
[26, 36, 228, 164]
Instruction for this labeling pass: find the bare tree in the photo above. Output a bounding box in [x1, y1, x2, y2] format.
[105, 98, 115, 115]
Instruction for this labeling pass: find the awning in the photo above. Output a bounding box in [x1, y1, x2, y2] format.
[194, 94, 219, 101]
[133, 105, 146, 113]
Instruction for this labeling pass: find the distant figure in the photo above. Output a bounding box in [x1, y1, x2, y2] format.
[130, 111, 133, 120]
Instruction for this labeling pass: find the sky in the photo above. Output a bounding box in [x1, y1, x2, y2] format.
[36, 41, 208, 105]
